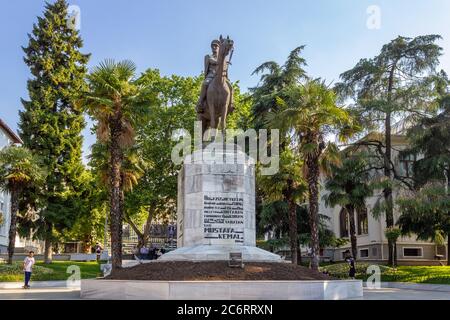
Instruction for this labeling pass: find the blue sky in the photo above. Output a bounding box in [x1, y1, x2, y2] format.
[1, 0, 450, 159]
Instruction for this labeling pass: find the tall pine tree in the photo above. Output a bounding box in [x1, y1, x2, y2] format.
[19, 0, 90, 263]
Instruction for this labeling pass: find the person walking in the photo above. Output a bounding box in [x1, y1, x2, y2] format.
[22, 251, 35, 289]
[94, 242, 103, 262]
[344, 250, 356, 279]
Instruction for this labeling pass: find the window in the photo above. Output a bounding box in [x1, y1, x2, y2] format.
[399, 153, 416, 178]
[360, 249, 369, 258]
[403, 247, 422, 257]
[357, 206, 369, 235]
[339, 208, 349, 238]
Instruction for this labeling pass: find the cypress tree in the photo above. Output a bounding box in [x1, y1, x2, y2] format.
[19, 0, 90, 263]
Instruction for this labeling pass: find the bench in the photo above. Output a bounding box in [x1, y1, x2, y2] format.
[70, 253, 97, 262]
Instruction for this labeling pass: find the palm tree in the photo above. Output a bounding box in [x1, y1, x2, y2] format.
[323, 153, 374, 259]
[0, 146, 46, 264]
[79, 59, 153, 271]
[271, 79, 359, 271]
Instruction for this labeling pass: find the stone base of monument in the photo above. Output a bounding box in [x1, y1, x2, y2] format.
[80, 279, 363, 300]
[159, 244, 282, 262]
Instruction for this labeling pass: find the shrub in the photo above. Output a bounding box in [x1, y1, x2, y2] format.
[0, 262, 54, 276]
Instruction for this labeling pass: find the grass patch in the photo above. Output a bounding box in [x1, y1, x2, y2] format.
[321, 263, 450, 285]
[380, 266, 450, 284]
[0, 261, 103, 282]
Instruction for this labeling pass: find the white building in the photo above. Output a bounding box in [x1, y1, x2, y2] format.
[320, 132, 448, 265]
[0, 118, 23, 253]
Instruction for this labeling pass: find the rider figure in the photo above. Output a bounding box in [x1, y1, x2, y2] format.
[196, 39, 234, 114]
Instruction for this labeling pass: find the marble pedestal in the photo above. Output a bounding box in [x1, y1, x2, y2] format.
[161, 143, 281, 262]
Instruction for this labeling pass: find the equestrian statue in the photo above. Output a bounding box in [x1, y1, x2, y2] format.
[196, 36, 235, 137]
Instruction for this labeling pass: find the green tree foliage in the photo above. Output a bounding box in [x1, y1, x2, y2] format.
[123, 69, 200, 248]
[335, 35, 444, 265]
[250, 46, 308, 129]
[397, 81, 450, 265]
[405, 75, 450, 187]
[61, 170, 107, 253]
[0, 146, 46, 264]
[258, 148, 306, 264]
[226, 83, 253, 131]
[323, 152, 375, 259]
[18, 0, 90, 263]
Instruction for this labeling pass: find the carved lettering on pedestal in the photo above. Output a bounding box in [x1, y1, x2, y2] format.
[203, 194, 244, 244]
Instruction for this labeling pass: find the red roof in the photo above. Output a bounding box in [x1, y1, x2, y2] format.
[0, 118, 23, 144]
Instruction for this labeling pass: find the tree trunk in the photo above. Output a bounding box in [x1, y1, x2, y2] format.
[110, 116, 124, 273]
[124, 206, 154, 251]
[306, 154, 321, 271]
[284, 178, 299, 265]
[394, 240, 398, 267]
[7, 187, 19, 265]
[346, 204, 358, 260]
[126, 214, 144, 249]
[296, 247, 302, 265]
[305, 133, 326, 272]
[141, 207, 154, 248]
[287, 195, 298, 265]
[385, 65, 396, 266]
[44, 237, 53, 264]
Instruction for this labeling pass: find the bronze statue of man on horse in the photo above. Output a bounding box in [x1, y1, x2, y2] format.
[196, 36, 235, 136]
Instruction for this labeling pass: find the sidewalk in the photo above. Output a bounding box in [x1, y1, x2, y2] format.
[0, 287, 81, 300]
[0, 280, 76, 289]
[364, 282, 450, 293]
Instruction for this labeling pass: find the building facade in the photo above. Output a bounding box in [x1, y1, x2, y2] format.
[0, 118, 23, 253]
[320, 132, 448, 265]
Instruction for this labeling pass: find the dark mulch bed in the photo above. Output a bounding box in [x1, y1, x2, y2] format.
[106, 261, 332, 281]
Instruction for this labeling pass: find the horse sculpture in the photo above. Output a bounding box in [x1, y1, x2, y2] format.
[197, 36, 234, 137]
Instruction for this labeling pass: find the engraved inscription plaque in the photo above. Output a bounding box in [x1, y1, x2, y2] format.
[203, 194, 244, 245]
